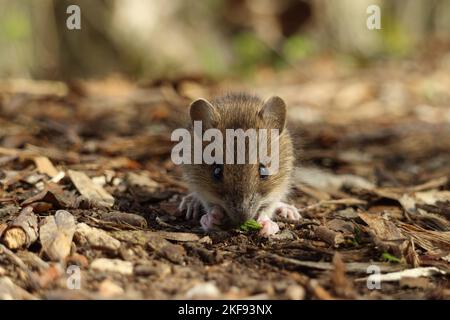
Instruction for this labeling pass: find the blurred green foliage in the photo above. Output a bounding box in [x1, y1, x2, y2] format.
[232, 32, 272, 75]
[381, 14, 412, 57]
[1, 10, 30, 41]
[0, 0, 448, 80]
[282, 35, 315, 62]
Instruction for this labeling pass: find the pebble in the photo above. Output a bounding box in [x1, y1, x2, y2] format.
[98, 279, 124, 298]
[185, 282, 221, 299]
[91, 258, 133, 275]
[285, 285, 305, 300]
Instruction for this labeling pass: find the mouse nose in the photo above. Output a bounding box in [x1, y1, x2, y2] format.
[228, 203, 255, 225]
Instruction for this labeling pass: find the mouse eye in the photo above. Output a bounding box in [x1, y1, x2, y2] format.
[259, 164, 269, 180]
[212, 164, 223, 181]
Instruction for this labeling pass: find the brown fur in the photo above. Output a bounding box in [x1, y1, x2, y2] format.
[183, 93, 294, 226]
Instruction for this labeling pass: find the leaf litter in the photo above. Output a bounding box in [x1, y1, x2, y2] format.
[0, 54, 449, 299]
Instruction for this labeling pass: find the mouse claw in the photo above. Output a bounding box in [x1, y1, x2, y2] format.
[274, 202, 302, 220]
[200, 206, 224, 232]
[179, 193, 203, 220]
[257, 216, 280, 237]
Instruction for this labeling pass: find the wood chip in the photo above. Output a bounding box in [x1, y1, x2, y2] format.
[1, 207, 38, 250]
[39, 210, 76, 261]
[33, 156, 59, 178]
[74, 223, 121, 251]
[68, 170, 114, 207]
[358, 267, 446, 282]
[155, 231, 200, 242]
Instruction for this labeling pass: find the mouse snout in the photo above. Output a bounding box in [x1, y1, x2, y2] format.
[225, 199, 258, 226]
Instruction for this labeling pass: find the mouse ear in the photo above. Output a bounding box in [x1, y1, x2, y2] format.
[258, 96, 287, 132]
[189, 98, 219, 129]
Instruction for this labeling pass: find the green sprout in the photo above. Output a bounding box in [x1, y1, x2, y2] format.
[381, 252, 401, 263]
[239, 219, 262, 232]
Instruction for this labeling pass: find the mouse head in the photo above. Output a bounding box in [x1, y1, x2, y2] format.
[184, 94, 294, 226]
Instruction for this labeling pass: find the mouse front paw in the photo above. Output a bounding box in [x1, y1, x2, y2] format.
[178, 193, 203, 220]
[274, 202, 302, 220]
[200, 205, 224, 232]
[257, 216, 280, 237]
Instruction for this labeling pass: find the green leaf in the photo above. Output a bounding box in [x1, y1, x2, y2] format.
[239, 219, 262, 232]
[381, 252, 401, 263]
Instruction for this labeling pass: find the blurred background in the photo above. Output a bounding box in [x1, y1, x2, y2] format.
[1, 0, 450, 80]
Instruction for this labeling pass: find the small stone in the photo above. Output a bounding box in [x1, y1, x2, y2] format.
[285, 285, 305, 300]
[98, 279, 124, 298]
[91, 258, 133, 275]
[185, 282, 221, 299]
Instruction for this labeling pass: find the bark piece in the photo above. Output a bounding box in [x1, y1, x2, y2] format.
[40, 210, 76, 261]
[74, 223, 121, 251]
[1, 207, 38, 250]
[68, 170, 114, 207]
[147, 234, 186, 264]
[100, 211, 147, 228]
[314, 226, 345, 247]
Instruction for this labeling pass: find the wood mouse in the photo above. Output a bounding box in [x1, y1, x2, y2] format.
[178, 93, 301, 236]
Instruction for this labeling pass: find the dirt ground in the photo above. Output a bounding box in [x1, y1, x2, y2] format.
[0, 52, 449, 300]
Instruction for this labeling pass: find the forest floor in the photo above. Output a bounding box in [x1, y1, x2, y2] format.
[0, 52, 449, 299]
